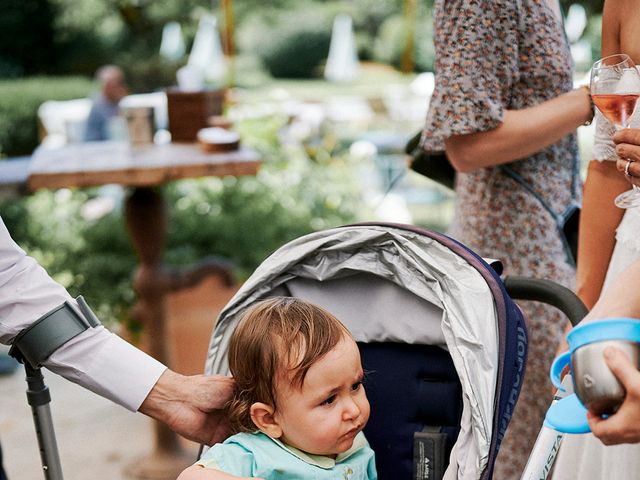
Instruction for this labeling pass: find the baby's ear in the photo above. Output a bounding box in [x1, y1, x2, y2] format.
[250, 402, 282, 438]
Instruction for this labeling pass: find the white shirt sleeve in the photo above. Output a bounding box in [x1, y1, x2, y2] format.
[0, 216, 166, 411]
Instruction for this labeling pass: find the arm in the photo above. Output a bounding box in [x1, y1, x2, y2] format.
[177, 465, 259, 480]
[553, 159, 626, 372]
[576, 160, 628, 309]
[83, 101, 106, 142]
[0, 216, 233, 444]
[445, 88, 592, 171]
[555, 0, 624, 353]
[577, 0, 625, 309]
[583, 259, 640, 444]
[585, 259, 640, 321]
[553, 160, 627, 364]
[432, 0, 593, 171]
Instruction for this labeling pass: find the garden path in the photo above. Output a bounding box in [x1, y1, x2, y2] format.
[0, 363, 199, 480]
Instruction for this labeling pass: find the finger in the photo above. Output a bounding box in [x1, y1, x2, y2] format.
[588, 417, 616, 445]
[613, 128, 640, 146]
[191, 375, 235, 411]
[587, 408, 631, 445]
[617, 158, 628, 175]
[603, 346, 640, 389]
[616, 159, 640, 184]
[615, 143, 640, 164]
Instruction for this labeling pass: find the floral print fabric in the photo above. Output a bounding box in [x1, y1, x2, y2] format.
[421, 1, 580, 478]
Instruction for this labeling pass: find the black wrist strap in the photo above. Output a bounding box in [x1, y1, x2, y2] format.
[9, 296, 102, 369]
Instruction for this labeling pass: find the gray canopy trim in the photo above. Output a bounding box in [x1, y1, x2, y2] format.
[205, 225, 499, 478]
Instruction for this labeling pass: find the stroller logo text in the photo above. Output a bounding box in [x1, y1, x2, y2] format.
[539, 434, 563, 480]
[498, 325, 527, 442]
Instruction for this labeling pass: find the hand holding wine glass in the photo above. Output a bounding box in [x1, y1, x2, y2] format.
[590, 53, 640, 208]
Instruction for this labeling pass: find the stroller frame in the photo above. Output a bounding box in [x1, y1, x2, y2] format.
[14, 223, 586, 480]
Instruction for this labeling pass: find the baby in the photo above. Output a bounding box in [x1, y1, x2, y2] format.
[178, 296, 377, 479]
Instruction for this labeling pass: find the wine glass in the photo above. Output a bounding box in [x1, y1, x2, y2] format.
[590, 53, 640, 208]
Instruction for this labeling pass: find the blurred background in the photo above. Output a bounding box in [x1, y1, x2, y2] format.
[0, 1, 605, 477]
[0, 0, 604, 326]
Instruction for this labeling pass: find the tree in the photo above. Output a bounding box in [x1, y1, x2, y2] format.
[0, 0, 58, 77]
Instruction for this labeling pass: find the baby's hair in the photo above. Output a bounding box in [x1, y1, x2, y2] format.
[226, 296, 352, 433]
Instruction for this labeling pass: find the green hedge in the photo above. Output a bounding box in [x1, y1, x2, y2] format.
[0, 76, 94, 157]
[238, 4, 334, 79]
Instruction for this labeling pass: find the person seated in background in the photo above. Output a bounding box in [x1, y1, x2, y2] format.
[83, 65, 128, 142]
[177, 297, 377, 480]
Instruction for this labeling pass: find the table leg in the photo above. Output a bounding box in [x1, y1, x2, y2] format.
[122, 187, 233, 479]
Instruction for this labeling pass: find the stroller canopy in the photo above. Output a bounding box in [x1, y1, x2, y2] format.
[205, 224, 527, 479]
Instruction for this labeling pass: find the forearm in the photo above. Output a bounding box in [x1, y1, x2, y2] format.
[46, 327, 166, 411]
[444, 87, 592, 171]
[576, 161, 627, 308]
[0, 216, 166, 409]
[587, 259, 640, 321]
[177, 465, 255, 480]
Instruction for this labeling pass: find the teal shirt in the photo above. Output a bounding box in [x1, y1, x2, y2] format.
[197, 431, 377, 479]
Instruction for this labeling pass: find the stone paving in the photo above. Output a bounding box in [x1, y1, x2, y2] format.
[0, 365, 198, 480]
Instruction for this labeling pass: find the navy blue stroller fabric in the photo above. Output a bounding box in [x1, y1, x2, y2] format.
[360, 342, 462, 479]
[356, 225, 528, 479]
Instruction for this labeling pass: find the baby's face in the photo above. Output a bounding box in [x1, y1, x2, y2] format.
[273, 335, 370, 457]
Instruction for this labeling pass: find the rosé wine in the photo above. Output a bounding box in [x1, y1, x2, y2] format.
[592, 93, 640, 127]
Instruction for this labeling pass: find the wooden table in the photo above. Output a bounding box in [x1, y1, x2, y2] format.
[29, 141, 261, 479]
[29, 141, 259, 189]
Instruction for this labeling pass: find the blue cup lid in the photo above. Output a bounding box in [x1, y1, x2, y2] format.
[544, 394, 590, 434]
[567, 318, 640, 352]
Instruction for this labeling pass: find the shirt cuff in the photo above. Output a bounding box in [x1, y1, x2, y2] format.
[45, 326, 167, 411]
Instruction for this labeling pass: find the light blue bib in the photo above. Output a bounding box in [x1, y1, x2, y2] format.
[198, 431, 377, 479]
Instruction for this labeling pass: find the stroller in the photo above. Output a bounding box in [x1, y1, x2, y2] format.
[203, 222, 586, 479]
[16, 222, 585, 479]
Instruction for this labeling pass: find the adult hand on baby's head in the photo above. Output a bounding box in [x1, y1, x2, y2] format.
[587, 347, 640, 445]
[614, 128, 640, 187]
[139, 369, 235, 445]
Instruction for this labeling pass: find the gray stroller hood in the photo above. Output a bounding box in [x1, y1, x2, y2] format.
[205, 224, 500, 479]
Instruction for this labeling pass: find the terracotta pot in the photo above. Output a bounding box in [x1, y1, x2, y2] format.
[166, 274, 240, 375]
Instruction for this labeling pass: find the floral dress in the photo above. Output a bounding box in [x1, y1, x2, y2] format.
[421, 1, 580, 478]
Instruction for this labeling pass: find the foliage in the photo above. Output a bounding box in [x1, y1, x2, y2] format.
[0, 0, 606, 83]
[373, 11, 435, 73]
[0, 76, 94, 157]
[0, 0, 59, 78]
[119, 53, 184, 93]
[238, 6, 333, 79]
[259, 27, 332, 79]
[0, 114, 367, 325]
[0, 191, 137, 325]
[561, 0, 602, 15]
